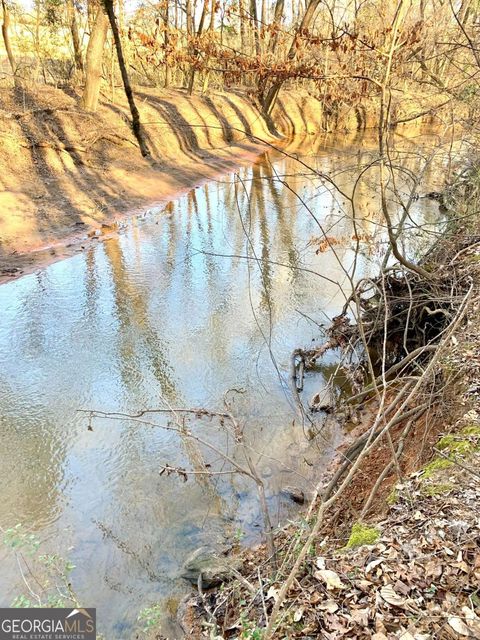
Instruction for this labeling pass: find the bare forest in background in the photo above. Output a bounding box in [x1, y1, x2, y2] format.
[0, 0, 480, 127]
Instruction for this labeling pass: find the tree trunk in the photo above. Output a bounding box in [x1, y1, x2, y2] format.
[239, 0, 246, 54]
[188, 0, 209, 94]
[186, 0, 194, 36]
[103, 0, 150, 157]
[262, 0, 320, 114]
[33, 0, 44, 82]
[67, 0, 84, 73]
[1, 0, 16, 80]
[268, 0, 285, 53]
[164, 1, 171, 88]
[202, 0, 216, 92]
[250, 0, 261, 57]
[82, 2, 109, 112]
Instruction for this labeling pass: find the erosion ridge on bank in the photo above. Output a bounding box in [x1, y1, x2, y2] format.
[0, 86, 443, 281]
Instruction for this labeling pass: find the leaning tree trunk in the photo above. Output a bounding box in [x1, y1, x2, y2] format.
[262, 0, 320, 114]
[103, 0, 150, 157]
[1, 0, 16, 81]
[82, 2, 109, 111]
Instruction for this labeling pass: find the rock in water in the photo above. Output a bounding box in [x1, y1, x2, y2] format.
[310, 387, 335, 412]
[281, 486, 306, 504]
[180, 546, 240, 589]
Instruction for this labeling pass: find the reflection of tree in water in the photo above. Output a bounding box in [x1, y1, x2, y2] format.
[99, 228, 236, 575]
[186, 184, 223, 306]
[83, 248, 100, 324]
[250, 161, 273, 313]
[232, 156, 309, 319]
[102, 236, 177, 401]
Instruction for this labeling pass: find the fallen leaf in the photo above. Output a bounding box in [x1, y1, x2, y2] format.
[293, 606, 304, 622]
[314, 569, 345, 590]
[317, 599, 339, 613]
[266, 586, 279, 602]
[350, 607, 369, 625]
[365, 558, 384, 573]
[448, 616, 471, 636]
[462, 606, 480, 634]
[380, 584, 406, 607]
[462, 605, 479, 622]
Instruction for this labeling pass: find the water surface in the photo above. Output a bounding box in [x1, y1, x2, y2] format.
[0, 129, 451, 637]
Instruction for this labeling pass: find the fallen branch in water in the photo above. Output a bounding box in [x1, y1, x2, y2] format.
[82, 399, 278, 569]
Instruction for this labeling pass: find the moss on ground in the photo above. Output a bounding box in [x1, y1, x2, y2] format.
[386, 487, 398, 505]
[422, 482, 454, 496]
[436, 434, 473, 455]
[422, 423, 480, 481]
[461, 424, 480, 437]
[345, 523, 380, 549]
[422, 457, 453, 479]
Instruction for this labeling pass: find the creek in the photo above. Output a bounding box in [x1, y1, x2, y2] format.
[0, 129, 451, 637]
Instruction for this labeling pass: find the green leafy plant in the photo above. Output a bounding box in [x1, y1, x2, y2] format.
[234, 528, 246, 543]
[3, 524, 41, 555]
[137, 604, 163, 633]
[2, 523, 79, 608]
[239, 612, 263, 639]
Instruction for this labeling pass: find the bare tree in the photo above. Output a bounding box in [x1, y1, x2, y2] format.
[82, 0, 109, 112]
[163, 0, 171, 88]
[1, 0, 16, 81]
[187, 0, 210, 94]
[67, 0, 84, 74]
[103, 0, 150, 157]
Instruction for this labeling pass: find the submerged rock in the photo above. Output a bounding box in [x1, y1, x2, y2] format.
[310, 387, 335, 412]
[281, 486, 306, 504]
[180, 546, 241, 589]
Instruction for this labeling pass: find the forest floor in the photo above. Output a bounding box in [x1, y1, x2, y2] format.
[177, 235, 480, 638]
[0, 84, 329, 283]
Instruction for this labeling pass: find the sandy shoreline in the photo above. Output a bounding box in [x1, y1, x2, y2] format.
[0, 140, 268, 284]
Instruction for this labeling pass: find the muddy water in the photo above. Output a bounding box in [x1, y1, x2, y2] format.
[0, 130, 450, 637]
